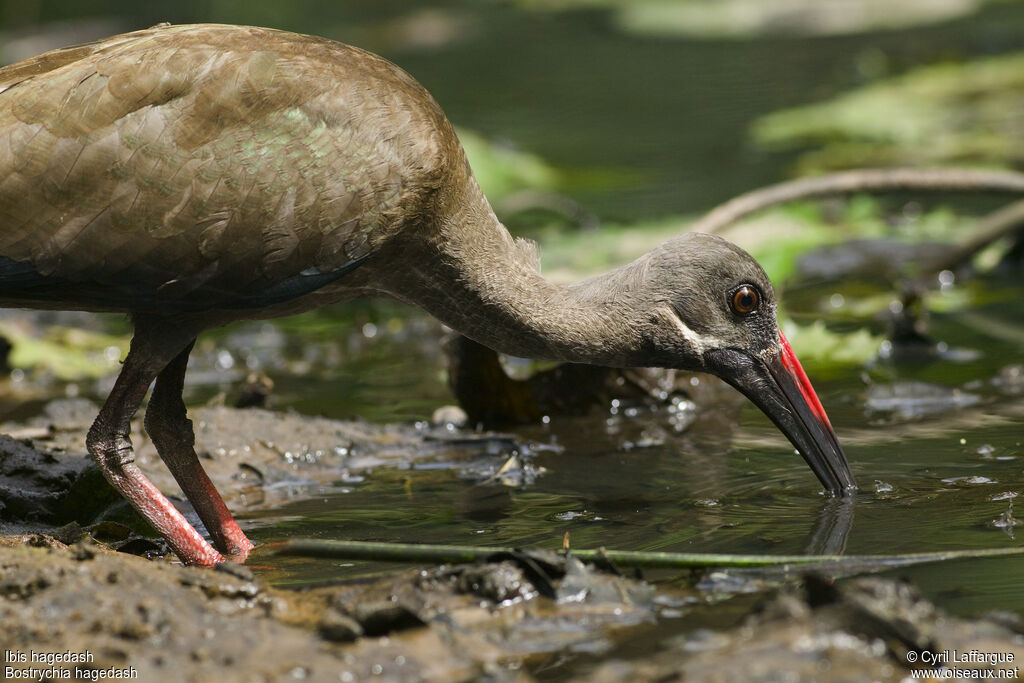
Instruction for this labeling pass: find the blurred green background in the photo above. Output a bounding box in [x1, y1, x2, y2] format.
[1, 0, 1023, 409]
[2, 0, 1022, 223]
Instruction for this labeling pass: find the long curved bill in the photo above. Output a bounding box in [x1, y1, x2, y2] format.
[704, 330, 857, 496]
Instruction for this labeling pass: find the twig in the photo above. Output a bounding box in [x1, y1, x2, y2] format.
[692, 168, 1024, 235]
[919, 198, 1024, 275]
[276, 538, 1024, 570]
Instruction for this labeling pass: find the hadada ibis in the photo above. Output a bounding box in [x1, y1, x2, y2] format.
[0, 24, 856, 566]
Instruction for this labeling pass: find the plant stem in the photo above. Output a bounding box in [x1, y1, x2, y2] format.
[275, 539, 1024, 570]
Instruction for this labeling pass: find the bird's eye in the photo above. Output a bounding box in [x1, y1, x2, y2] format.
[730, 285, 760, 316]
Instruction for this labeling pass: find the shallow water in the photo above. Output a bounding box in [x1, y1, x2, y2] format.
[235, 274, 1024, 627]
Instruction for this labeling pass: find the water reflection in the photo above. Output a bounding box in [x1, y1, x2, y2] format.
[805, 497, 854, 556]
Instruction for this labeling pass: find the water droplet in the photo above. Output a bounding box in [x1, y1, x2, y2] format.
[215, 349, 234, 370]
[941, 475, 994, 485]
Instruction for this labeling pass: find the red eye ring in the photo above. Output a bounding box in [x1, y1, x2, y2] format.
[731, 285, 760, 316]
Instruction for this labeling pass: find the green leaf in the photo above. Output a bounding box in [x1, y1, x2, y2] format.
[0, 322, 128, 380]
[781, 318, 883, 370]
[752, 51, 1024, 172]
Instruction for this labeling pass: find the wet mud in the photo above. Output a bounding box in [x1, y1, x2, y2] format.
[579, 577, 1024, 682]
[0, 537, 670, 682]
[0, 398, 534, 534]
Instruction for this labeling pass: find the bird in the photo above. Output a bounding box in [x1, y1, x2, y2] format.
[0, 23, 856, 566]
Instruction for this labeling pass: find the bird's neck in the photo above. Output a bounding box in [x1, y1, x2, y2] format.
[383, 178, 645, 367]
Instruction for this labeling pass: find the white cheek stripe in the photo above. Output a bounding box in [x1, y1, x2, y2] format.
[664, 308, 723, 362]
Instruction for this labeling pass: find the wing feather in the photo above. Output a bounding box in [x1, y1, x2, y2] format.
[0, 24, 452, 313]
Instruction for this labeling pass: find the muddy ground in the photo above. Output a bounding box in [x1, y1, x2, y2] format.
[2, 402, 1024, 682]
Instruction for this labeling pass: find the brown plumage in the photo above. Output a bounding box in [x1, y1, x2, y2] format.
[0, 24, 855, 566]
[0, 24, 451, 309]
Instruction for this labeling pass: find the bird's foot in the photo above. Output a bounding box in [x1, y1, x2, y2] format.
[203, 510, 255, 561]
[164, 520, 226, 567]
[218, 534, 255, 563]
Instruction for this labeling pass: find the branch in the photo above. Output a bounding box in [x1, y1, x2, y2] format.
[275, 538, 1024, 571]
[920, 198, 1024, 275]
[692, 167, 1024, 235]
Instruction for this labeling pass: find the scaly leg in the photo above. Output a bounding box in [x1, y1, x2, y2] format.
[86, 318, 223, 566]
[145, 340, 254, 559]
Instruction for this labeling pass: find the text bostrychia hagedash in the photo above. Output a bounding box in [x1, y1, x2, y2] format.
[0, 24, 856, 566]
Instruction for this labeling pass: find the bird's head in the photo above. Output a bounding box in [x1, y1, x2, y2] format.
[635, 232, 856, 496]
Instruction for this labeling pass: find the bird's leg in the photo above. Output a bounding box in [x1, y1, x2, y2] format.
[145, 341, 254, 560]
[86, 322, 223, 567]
